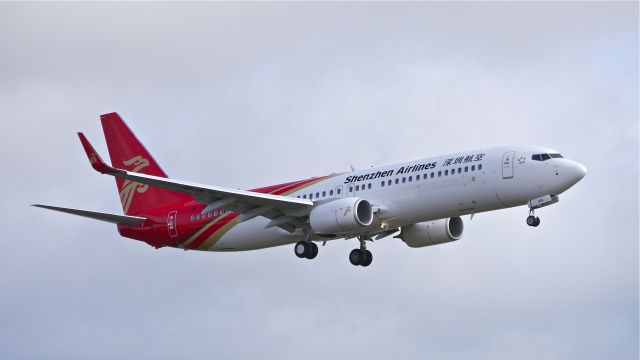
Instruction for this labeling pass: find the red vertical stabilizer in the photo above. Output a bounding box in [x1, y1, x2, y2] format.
[100, 112, 191, 215]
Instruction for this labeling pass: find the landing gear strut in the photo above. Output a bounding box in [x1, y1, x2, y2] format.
[294, 241, 318, 259]
[526, 209, 540, 227]
[349, 237, 373, 267]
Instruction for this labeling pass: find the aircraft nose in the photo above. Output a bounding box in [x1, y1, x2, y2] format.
[566, 160, 587, 184]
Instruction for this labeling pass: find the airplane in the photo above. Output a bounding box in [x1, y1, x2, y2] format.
[34, 113, 587, 267]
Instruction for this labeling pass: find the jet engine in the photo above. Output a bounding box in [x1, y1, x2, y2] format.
[400, 217, 464, 248]
[309, 197, 374, 234]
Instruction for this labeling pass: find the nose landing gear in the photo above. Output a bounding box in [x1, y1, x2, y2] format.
[526, 194, 560, 227]
[526, 210, 540, 227]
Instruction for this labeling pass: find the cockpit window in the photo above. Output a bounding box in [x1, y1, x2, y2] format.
[532, 153, 563, 161]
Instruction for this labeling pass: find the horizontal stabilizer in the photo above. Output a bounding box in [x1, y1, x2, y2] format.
[32, 204, 146, 225]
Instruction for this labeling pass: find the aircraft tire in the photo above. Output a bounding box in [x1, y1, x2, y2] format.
[294, 241, 309, 258]
[306, 242, 318, 259]
[349, 249, 362, 266]
[360, 250, 373, 267]
[526, 215, 537, 227]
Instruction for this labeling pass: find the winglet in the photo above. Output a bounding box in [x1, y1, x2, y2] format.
[77, 132, 117, 174]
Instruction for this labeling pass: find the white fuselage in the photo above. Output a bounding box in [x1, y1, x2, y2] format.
[210, 145, 586, 251]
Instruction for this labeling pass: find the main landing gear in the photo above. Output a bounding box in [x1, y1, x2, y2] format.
[526, 210, 541, 227]
[293, 234, 374, 267]
[349, 236, 373, 267]
[294, 241, 318, 259]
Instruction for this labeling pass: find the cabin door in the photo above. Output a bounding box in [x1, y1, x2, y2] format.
[502, 151, 515, 179]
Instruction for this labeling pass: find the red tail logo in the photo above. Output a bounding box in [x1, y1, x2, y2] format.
[119, 156, 150, 214]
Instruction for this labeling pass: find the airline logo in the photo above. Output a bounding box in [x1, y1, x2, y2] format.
[119, 156, 150, 214]
[88, 153, 99, 165]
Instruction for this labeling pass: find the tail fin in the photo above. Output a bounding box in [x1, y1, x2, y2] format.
[100, 112, 190, 215]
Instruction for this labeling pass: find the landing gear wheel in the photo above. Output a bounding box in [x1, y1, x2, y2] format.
[295, 241, 318, 259]
[294, 241, 309, 258]
[526, 215, 536, 227]
[532, 216, 540, 227]
[349, 249, 362, 266]
[306, 242, 318, 259]
[348, 249, 373, 266]
[361, 250, 373, 267]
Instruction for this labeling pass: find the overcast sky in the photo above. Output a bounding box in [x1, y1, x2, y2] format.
[0, 2, 637, 359]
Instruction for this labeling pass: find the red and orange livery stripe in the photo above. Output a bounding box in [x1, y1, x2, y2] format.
[181, 174, 338, 250]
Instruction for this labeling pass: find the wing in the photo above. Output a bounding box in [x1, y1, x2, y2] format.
[78, 133, 313, 231]
[32, 204, 146, 225]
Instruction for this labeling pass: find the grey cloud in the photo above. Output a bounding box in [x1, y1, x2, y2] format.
[0, 2, 637, 360]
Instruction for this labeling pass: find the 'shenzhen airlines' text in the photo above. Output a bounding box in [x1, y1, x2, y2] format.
[344, 162, 437, 184]
[343, 153, 486, 184]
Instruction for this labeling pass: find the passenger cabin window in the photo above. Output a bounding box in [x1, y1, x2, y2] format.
[471, 165, 475, 171]
[337, 188, 341, 194]
[388, 180, 392, 186]
[458, 168, 462, 174]
[444, 170, 448, 176]
[309, 194, 313, 199]
[395, 179, 399, 184]
[416, 174, 420, 180]
[356, 185, 360, 191]
[408, 176, 412, 182]
[465, 166, 468, 172]
[330, 190, 334, 196]
[402, 177, 406, 183]
[381, 181, 385, 187]
[479, 164, 483, 170]
[430, 173, 434, 178]
[322, 191, 326, 197]
[438, 171, 442, 177]
[368, 183, 372, 189]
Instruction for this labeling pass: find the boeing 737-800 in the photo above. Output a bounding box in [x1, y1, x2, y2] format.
[34, 113, 587, 267]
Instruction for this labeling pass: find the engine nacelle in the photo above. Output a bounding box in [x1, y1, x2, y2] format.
[309, 197, 374, 234]
[401, 217, 464, 248]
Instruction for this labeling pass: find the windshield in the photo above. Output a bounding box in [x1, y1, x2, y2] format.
[532, 153, 563, 161]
